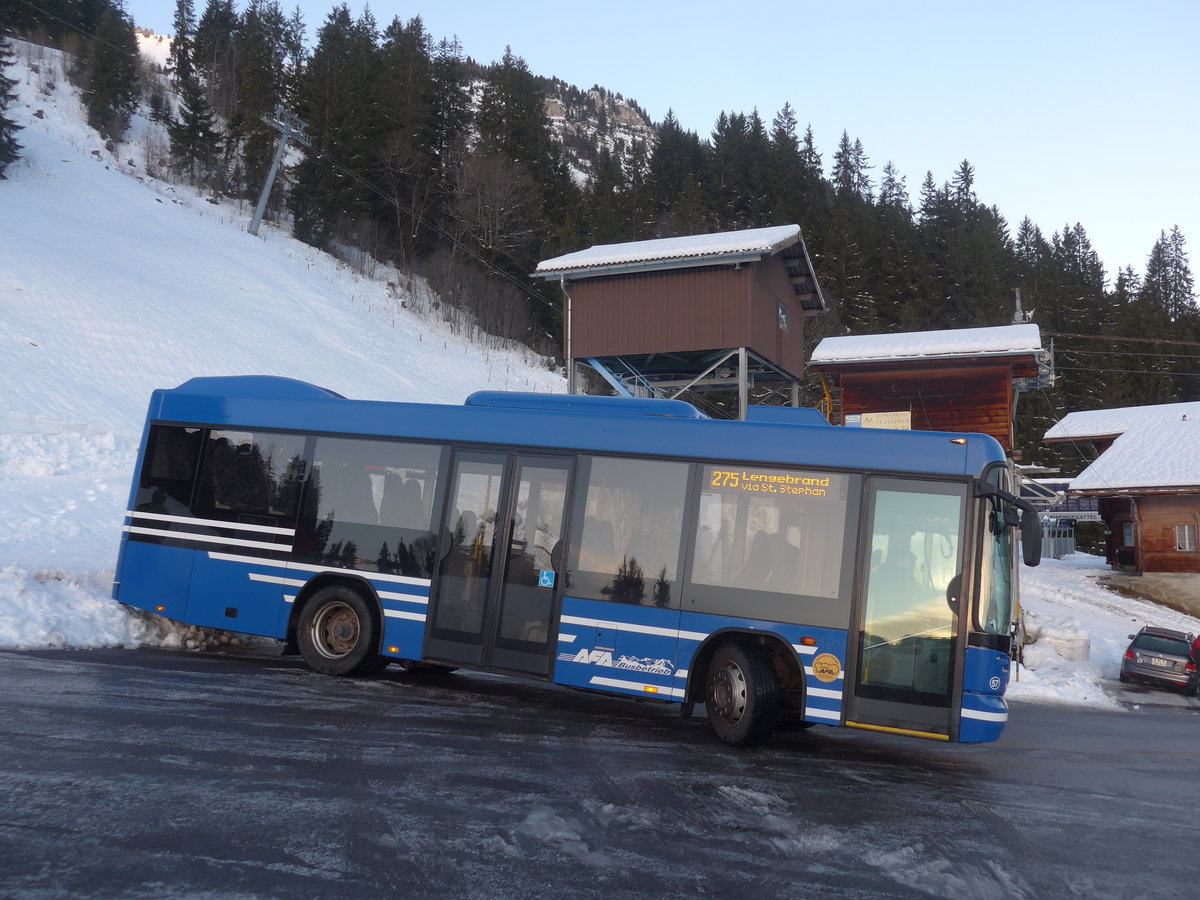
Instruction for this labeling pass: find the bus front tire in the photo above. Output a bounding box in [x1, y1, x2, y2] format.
[704, 643, 780, 746]
[297, 586, 381, 677]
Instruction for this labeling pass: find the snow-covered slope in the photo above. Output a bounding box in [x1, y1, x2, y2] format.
[0, 41, 1196, 713]
[0, 41, 562, 649]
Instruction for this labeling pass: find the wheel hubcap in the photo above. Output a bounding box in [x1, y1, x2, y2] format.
[311, 601, 360, 660]
[713, 661, 747, 724]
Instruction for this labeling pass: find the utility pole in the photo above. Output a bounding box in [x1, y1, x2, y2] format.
[249, 106, 310, 237]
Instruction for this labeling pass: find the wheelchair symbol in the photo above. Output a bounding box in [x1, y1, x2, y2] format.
[538, 570, 556, 588]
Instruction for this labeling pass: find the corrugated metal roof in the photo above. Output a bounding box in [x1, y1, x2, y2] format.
[535, 224, 802, 275]
[810, 324, 1044, 365]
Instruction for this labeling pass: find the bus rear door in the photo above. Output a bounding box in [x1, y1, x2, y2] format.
[425, 451, 573, 676]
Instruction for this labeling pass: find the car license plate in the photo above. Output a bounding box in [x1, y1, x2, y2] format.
[1150, 657, 1172, 668]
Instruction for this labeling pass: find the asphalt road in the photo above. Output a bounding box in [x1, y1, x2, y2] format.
[1, 647, 1198, 899]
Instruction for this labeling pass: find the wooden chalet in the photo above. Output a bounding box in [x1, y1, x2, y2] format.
[1046, 404, 1200, 574]
[534, 225, 825, 418]
[807, 325, 1054, 454]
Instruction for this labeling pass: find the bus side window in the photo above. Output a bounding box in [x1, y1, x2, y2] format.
[691, 465, 851, 603]
[193, 430, 307, 524]
[568, 457, 689, 608]
[300, 437, 443, 577]
[135, 425, 203, 515]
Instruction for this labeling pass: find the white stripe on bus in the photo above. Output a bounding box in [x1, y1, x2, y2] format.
[806, 686, 843, 700]
[805, 707, 841, 721]
[383, 609, 427, 622]
[557, 633, 577, 644]
[206, 552, 432, 588]
[804, 666, 843, 684]
[790, 644, 818, 656]
[125, 526, 286, 553]
[377, 590, 428, 606]
[248, 573, 306, 587]
[588, 675, 686, 698]
[125, 510, 295, 536]
[960, 707, 1008, 723]
[560, 614, 708, 642]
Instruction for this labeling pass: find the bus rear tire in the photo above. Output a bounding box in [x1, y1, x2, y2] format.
[705, 642, 779, 746]
[297, 586, 381, 677]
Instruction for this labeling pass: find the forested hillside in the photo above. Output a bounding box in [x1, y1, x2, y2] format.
[2, 0, 1196, 470]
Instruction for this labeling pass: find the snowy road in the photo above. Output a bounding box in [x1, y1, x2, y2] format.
[2, 648, 1198, 899]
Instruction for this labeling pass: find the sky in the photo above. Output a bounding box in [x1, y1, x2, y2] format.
[124, 1, 1199, 281]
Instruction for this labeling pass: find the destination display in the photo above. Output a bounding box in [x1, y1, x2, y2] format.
[706, 466, 843, 499]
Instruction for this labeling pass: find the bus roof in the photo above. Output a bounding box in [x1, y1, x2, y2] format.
[149, 376, 1007, 479]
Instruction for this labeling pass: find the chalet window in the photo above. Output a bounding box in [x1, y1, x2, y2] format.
[777, 302, 789, 333]
[1122, 522, 1135, 547]
[1176, 524, 1197, 552]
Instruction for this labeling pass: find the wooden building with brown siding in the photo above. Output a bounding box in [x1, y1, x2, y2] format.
[535, 225, 825, 417]
[807, 325, 1053, 454]
[1048, 410, 1200, 575]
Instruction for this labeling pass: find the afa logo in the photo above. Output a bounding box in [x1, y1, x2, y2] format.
[811, 653, 842, 683]
[560, 648, 614, 667]
[558, 648, 675, 676]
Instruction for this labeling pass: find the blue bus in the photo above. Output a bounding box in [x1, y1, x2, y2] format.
[114, 376, 1040, 746]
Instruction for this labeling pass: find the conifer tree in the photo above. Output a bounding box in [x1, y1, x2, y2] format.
[167, 0, 196, 88]
[648, 109, 706, 234]
[168, 68, 221, 183]
[83, 6, 139, 139]
[741, 109, 772, 225]
[877, 161, 909, 214]
[851, 137, 872, 201]
[951, 159, 976, 209]
[799, 124, 822, 179]
[289, 5, 380, 247]
[1142, 226, 1195, 322]
[0, 31, 22, 179]
[584, 144, 626, 243]
[427, 35, 470, 226]
[231, 0, 290, 197]
[194, 0, 238, 119]
[374, 15, 436, 263]
[766, 103, 803, 222]
[831, 130, 855, 197]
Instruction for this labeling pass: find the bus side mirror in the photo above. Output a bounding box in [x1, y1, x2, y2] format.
[1021, 510, 1042, 567]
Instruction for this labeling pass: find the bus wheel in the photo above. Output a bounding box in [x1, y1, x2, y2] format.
[705, 643, 779, 746]
[298, 586, 380, 676]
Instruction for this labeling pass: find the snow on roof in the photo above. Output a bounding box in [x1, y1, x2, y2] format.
[809, 324, 1043, 365]
[1044, 401, 1200, 442]
[535, 224, 801, 275]
[1069, 420, 1200, 492]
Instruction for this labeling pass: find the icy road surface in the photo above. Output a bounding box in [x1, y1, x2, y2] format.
[2, 648, 1199, 899]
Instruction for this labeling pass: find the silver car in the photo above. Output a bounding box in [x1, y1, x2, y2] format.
[1119, 626, 1198, 695]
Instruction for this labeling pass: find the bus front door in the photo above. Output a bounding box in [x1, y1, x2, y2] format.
[425, 451, 572, 676]
[845, 479, 967, 741]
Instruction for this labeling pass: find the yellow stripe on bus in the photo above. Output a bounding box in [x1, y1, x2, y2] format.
[845, 721, 951, 741]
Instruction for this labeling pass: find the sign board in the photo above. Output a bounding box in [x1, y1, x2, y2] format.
[844, 410, 911, 430]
